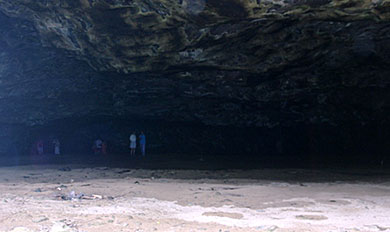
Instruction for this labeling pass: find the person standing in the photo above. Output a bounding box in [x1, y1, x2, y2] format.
[129, 132, 137, 156]
[53, 139, 60, 155]
[139, 132, 146, 156]
[37, 140, 44, 155]
[93, 138, 103, 154]
[101, 141, 107, 155]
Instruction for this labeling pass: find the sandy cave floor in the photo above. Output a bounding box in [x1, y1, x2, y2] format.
[0, 165, 389, 232]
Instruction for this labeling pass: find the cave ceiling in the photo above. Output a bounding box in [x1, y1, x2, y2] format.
[0, 0, 389, 127]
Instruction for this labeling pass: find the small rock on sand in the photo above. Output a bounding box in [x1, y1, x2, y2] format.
[33, 217, 49, 223]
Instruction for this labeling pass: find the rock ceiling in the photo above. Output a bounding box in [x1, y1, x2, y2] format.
[0, 0, 389, 127]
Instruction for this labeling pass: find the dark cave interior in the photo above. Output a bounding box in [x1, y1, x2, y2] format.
[0, 0, 389, 170]
[0, 118, 388, 169]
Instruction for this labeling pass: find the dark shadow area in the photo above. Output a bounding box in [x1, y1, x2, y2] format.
[0, 10, 389, 174]
[0, 117, 388, 171]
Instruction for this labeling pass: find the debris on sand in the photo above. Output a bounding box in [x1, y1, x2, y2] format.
[56, 185, 68, 191]
[50, 222, 77, 232]
[58, 190, 83, 200]
[57, 191, 108, 201]
[90, 194, 103, 199]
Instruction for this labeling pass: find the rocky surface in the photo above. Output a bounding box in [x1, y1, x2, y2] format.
[0, 0, 389, 128]
[0, 0, 389, 159]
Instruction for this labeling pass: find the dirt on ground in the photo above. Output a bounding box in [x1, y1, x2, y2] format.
[0, 165, 390, 232]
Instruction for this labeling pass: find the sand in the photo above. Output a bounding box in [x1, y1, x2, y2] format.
[0, 165, 389, 232]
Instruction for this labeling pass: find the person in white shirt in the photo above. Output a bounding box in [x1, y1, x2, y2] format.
[129, 132, 136, 155]
[53, 139, 60, 155]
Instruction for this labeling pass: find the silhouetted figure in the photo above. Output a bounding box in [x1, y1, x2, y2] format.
[102, 141, 107, 155]
[139, 132, 146, 156]
[53, 139, 60, 155]
[93, 138, 103, 154]
[129, 132, 136, 156]
[37, 140, 44, 155]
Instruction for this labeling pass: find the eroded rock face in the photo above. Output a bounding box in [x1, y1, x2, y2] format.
[0, 0, 389, 128]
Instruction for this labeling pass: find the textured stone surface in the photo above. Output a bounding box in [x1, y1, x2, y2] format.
[0, 0, 389, 129]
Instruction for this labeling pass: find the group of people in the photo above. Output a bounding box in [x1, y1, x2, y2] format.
[33, 138, 61, 156]
[33, 132, 146, 156]
[129, 131, 146, 156]
[92, 132, 146, 156]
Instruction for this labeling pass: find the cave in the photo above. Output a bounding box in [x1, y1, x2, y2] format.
[0, 0, 389, 231]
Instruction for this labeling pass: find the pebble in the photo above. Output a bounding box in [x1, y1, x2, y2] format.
[33, 217, 49, 223]
[267, 225, 278, 231]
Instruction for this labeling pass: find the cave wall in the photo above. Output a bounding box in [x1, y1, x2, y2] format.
[0, 0, 389, 128]
[0, 0, 389, 164]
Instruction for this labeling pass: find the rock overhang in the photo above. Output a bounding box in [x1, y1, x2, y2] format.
[0, 0, 389, 128]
